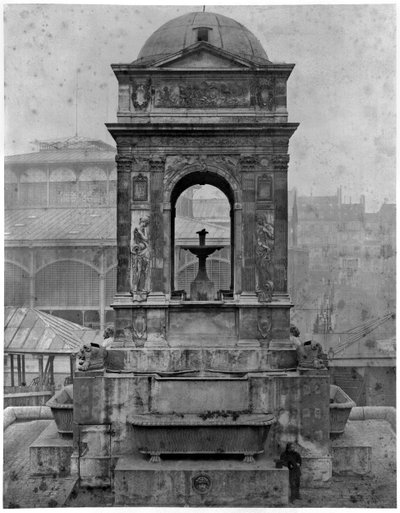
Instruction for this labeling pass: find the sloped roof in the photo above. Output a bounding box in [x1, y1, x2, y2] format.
[4, 307, 102, 354]
[5, 148, 116, 166]
[5, 208, 116, 243]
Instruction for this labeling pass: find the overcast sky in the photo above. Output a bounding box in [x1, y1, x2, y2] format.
[4, 3, 396, 211]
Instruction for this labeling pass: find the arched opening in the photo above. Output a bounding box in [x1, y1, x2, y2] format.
[171, 172, 234, 299]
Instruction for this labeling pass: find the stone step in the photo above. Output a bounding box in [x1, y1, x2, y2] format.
[114, 453, 289, 507]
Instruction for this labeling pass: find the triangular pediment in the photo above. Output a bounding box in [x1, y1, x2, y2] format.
[151, 42, 255, 69]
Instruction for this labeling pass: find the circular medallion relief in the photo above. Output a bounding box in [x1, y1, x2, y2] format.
[192, 473, 212, 494]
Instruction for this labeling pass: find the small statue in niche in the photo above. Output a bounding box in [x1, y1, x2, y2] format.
[255, 213, 274, 302]
[131, 216, 151, 294]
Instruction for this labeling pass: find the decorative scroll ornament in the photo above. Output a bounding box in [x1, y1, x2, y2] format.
[255, 213, 275, 303]
[131, 79, 151, 110]
[132, 309, 147, 344]
[192, 473, 212, 494]
[254, 77, 275, 110]
[257, 316, 272, 340]
[130, 216, 151, 296]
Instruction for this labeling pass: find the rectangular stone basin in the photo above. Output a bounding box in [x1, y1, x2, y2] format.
[151, 371, 249, 413]
[129, 413, 275, 461]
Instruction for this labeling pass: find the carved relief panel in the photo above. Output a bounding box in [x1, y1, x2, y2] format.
[132, 173, 148, 202]
[154, 78, 250, 108]
[131, 79, 151, 111]
[257, 174, 273, 201]
[255, 210, 275, 302]
[250, 76, 276, 110]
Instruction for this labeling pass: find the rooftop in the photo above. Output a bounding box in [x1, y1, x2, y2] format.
[5, 137, 116, 166]
[4, 307, 102, 354]
[134, 11, 270, 66]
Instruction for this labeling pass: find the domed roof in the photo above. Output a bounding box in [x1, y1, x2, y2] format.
[136, 11, 269, 65]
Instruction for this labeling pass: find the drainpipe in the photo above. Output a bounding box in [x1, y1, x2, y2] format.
[3, 406, 53, 430]
[349, 406, 396, 432]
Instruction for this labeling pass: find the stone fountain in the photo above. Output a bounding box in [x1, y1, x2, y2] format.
[181, 229, 223, 300]
[69, 10, 332, 507]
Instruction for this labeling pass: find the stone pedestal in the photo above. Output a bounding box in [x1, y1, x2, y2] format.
[114, 454, 289, 507]
[30, 421, 73, 477]
[331, 422, 372, 476]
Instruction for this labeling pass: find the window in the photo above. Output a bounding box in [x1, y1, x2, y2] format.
[196, 27, 211, 42]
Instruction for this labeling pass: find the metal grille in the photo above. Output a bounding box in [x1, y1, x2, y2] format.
[177, 258, 230, 296]
[5, 263, 31, 306]
[35, 261, 99, 307]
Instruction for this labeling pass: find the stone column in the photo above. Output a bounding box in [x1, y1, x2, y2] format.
[112, 138, 133, 347]
[115, 140, 133, 296]
[162, 202, 172, 297]
[233, 203, 243, 297]
[99, 250, 105, 332]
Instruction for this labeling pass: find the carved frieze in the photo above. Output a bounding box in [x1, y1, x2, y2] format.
[135, 135, 272, 149]
[132, 174, 148, 201]
[155, 79, 249, 108]
[131, 79, 151, 111]
[255, 211, 275, 303]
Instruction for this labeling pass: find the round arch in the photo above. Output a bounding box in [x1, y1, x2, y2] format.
[164, 163, 241, 205]
[166, 167, 240, 297]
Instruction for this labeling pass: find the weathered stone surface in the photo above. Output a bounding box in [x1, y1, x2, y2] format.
[30, 421, 73, 477]
[114, 454, 289, 507]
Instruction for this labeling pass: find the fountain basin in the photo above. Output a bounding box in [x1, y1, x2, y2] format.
[130, 413, 275, 460]
[329, 384, 356, 438]
[151, 371, 250, 413]
[46, 401, 74, 435]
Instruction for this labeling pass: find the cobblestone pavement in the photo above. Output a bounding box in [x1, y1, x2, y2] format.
[3, 420, 77, 508]
[3, 418, 396, 508]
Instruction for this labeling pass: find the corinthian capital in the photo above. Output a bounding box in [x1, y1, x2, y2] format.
[272, 154, 290, 171]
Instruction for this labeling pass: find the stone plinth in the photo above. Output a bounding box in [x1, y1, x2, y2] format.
[30, 421, 73, 477]
[114, 454, 289, 507]
[331, 422, 372, 476]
